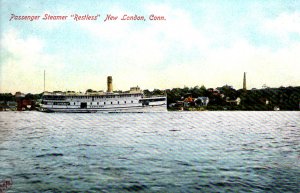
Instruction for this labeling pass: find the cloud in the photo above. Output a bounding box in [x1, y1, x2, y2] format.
[0, 28, 65, 93]
[1, 2, 299, 93]
[148, 38, 300, 90]
[53, 3, 300, 91]
[73, 3, 210, 90]
[204, 39, 300, 88]
[263, 12, 300, 38]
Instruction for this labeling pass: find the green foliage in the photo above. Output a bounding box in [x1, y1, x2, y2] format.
[143, 89, 151, 97]
[24, 93, 42, 100]
[1, 86, 299, 111]
[152, 89, 164, 96]
[0, 93, 14, 101]
[240, 87, 300, 110]
[148, 85, 299, 110]
[86, 89, 94, 93]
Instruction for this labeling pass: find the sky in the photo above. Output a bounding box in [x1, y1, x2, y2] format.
[0, 0, 300, 93]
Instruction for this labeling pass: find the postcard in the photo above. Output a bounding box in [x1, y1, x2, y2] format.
[0, 1, 299, 192]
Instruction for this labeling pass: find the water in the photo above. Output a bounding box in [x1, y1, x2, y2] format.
[0, 111, 299, 192]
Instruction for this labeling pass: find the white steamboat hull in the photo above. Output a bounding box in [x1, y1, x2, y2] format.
[41, 90, 167, 113]
[41, 104, 167, 113]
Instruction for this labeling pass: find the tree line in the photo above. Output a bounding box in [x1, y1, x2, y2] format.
[0, 85, 299, 110]
[145, 85, 300, 110]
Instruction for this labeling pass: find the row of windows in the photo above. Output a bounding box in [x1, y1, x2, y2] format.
[42, 96, 66, 100]
[44, 101, 135, 105]
[43, 94, 142, 100]
[96, 101, 133, 105]
[72, 94, 141, 99]
[42, 102, 70, 105]
[54, 102, 70, 105]
[43, 98, 165, 106]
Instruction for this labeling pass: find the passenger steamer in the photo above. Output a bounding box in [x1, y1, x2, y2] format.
[40, 76, 167, 113]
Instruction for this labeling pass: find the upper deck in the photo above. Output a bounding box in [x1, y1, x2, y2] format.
[42, 91, 144, 100]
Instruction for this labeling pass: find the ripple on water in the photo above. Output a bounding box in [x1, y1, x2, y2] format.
[122, 182, 148, 192]
[0, 111, 299, 192]
[36, 153, 64, 157]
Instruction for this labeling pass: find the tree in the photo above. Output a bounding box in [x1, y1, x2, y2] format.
[152, 89, 164, 96]
[218, 85, 237, 100]
[143, 89, 151, 96]
[0, 93, 14, 101]
[25, 93, 34, 100]
[86, 89, 94, 93]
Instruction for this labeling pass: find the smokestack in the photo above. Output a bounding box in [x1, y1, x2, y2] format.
[107, 76, 113, 92]
[243, 72, 247, 91]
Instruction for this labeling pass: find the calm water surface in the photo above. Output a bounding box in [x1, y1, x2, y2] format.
[0, 111, 299, 192]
